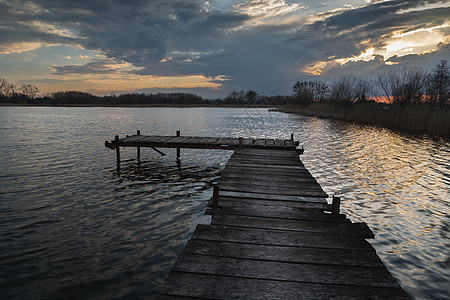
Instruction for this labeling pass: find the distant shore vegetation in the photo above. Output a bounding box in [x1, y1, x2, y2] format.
[1, 60, 448, 137]
[283, 60, 449, 137]
[0, 79, 289, 107]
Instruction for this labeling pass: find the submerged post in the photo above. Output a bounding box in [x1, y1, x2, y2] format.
[332, 196, 341, 218]
[137, 130, 141, 160]
[176, 130, 181, 159]
[115, 135, 121, 166]
[212, 185, 219, 209]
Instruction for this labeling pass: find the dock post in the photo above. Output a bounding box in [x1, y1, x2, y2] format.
[115, 135, 121, 166]
[212, 185, 219, 209]
[332, 196, 341, 218]
[137, 130, 141, 160]
[176, 130, 181, 159]
[291, 133, 294, 141]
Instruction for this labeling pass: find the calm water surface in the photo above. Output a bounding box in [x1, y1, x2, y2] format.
[0, 107, 448, 299]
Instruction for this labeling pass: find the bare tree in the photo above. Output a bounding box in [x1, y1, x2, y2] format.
[292, 80, 329, 105]
[377, 64, 426, 105]
[353, 77, 373, 102]
[20, 84, 40, 99]
[329, 76, 354, 104]
[427, 60, 449, 106]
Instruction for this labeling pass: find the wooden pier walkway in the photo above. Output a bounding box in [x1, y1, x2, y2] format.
[105, 133, 408, 299]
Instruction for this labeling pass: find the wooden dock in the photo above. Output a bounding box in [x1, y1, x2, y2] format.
[105, 133, 408, 299]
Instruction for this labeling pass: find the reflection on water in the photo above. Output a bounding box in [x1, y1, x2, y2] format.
[0, 107, 448, 299]
[298, 119, 450, 300]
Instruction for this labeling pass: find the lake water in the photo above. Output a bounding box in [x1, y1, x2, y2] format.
[0, 106, 448, 299]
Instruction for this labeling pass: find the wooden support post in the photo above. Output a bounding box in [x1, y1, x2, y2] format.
[291, 133, 294, 141]
[115, 135, 121, 166]
[176, 130, 181, 159]
[239, 137, 243, 146]
[137, 130, 141, 160]
[332, 196, 341, 218]
[212, 185, 219, 209]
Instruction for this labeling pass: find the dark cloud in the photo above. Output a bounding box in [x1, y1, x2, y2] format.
[1, 0, 449, 96]
[50, 58, 120, 75]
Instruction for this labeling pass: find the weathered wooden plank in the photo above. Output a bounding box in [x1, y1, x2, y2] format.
[161, 273, 409, 299]
[265, 139, 275, 146]
[236, 148, 299, 157]
[226, 161, 308, 170]
[183, 239, 383, 267]
[165, 136, 196, 144]
[211, 214, 374, 238]
[214, 137, 234, 145]
[274, 139, 285, 147]
[192, 224, 368, 249]
[285, 139, 296, 148]
[121, 134, 150, 143]
[222, 167, 313, 179]
[231, 152, 303, 160]
[241, 138, 255, 146]
[134, 135, 178, 143]
[228, 157, 304, 166]
[253, 139, 267, 146]
[207, 205, 349, 222]
[220, 174, 319, 185]
[219, 178, 323, 190]
[218, 190, 328, 203]
[219, 184, 328, 197]
[172, 254, 401, 288]
[209, 196, 331, 211]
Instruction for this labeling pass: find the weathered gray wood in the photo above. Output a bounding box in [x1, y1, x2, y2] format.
[121, 134, 149, 143]
[274, 139, 285, 147]
[265, 139, 275, 146]
[220, 173, 318, 184]
[219, 178, 323, 190]
[253, 139, 266, 146]
[228, 157, 304, 166]
[219, 185, 328, 197]
[218, 190, 327, 203]
[183, 239, 383, 267]
[192, 224, 369, 249]
[161, 273, 409, 299]
[207, 206, 349, 222]
[209, 196, 331, 211]
[172, 254, 401, 288]
[285, 139, 296, 148]
[211, 214, 374, 238]
[241, 138, 255, 146]
[226, 161, 308, 170]
[222, 165, 311, 178]
[236, 148, 298, 157]
[212, 137, 233, 146]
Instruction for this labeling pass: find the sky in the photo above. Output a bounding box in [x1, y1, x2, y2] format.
[0, 0, 449, 98]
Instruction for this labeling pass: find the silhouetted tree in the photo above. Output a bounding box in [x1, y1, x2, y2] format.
[20, 84, 39, 99]
[377, 64, 426, 105]
[427, 60, 449, 106]
[246, 90, 258, 102]
[292, 81, 329, 105]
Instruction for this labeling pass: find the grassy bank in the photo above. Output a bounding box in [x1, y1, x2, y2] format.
[278, 103, 450, 138]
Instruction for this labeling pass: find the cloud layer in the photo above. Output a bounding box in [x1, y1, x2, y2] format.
[0, 0, 448, 96]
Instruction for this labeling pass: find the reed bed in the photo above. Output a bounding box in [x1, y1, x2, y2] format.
[279, 103, 450, 138]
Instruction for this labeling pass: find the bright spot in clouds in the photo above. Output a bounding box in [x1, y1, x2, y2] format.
[308, 24, 449, 75]
[0, 0, 448, 96]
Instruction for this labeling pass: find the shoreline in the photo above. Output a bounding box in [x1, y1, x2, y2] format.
[0, 103, 276, 108]
[275, 103, 450, 139]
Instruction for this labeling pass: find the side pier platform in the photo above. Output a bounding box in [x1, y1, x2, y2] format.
[105, 134, 408, 299]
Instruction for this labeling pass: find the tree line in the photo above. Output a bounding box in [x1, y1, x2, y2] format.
[291, 60, 449, 107]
